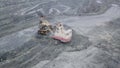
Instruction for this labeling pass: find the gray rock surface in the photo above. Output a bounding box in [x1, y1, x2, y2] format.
[0, 0, 120, 68]
[32, 6, 120, 68]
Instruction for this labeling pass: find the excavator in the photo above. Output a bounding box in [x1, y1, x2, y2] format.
[38, 16, 72, 42]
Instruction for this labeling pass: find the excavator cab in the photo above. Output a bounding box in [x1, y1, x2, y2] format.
[37, 16, 52, 35]
[38, 25, 50, 35]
